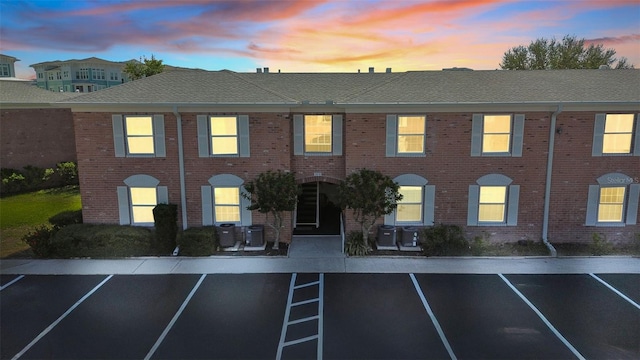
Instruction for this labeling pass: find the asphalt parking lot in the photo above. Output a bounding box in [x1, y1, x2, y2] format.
[1, 273, 639, 360]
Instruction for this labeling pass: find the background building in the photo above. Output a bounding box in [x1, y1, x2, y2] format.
[0, 54, 19, 78]
[30, 57, 130, 93]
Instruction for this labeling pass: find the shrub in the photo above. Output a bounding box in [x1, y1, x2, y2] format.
[470, 236, 487, 256]
[22, 225, 55, 258]
[1, 169, 26, 194]
[50, 224, 153, 258]
[590, 232, 612, 255]
[153, 203, 178, 254]
[421, 224, 469, 256]
[345, 231, 370, 256]
[49, 209, 83, 229]
[178, 227, 218, 256]
[56, 162, 79, 184]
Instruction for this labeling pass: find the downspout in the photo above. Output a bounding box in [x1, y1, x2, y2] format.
[542, 104, 562, 257]
[173, 106, 188, 230]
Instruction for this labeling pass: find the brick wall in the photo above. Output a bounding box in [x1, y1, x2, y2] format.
[73, 109, 639, 245]
[1, 108, 76, 169]
[548, 112, 639, 244]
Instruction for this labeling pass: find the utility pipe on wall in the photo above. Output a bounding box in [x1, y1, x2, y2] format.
[173, 106, 188, 230]
[542, 105, 563, 257]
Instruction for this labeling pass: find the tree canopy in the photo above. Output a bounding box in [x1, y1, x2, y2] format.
[123, 54, 165, 80]
[338, 168, 402, 240]
[500, 35, 633, 70]
[243, 170, 298, 249]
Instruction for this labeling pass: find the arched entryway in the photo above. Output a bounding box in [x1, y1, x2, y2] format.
[294, 180, 341, 235]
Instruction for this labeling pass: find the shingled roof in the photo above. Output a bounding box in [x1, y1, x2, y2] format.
[0, 80, 80, 106]
[59, 68, 640, 106]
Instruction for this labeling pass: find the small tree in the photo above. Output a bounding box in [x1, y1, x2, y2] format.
[338, 169, 402, 242]
[124, 54, 165, 80]
[243, 170, 298, 250]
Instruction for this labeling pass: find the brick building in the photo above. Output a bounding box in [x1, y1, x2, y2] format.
[0, 80, 79, 169]
[60, 68, 640, 247]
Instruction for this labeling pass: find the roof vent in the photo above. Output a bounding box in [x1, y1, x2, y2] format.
[256, 68, 262, 73]
[368, 67, 374, 73]
[386, 68, 392, 73]
[263, 67, 269, 73]
[598, 65, 610, 70]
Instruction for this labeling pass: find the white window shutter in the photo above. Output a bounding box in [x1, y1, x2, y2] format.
[153, 115, 166, 157]
[293, 114, 304, 155]
[626, 184, 639, 225]
[585, 185, 599, 226]
[385, 115, 397, 157]
[117, 186, 130, 225]
[332, 114, 343, 156]
[157, 186, 168, 204]
[240, 186, 253, 226]
[592, 114, 605, 156]
[634, 114, 640, 156]
[112, 115, 125, 157]
[506, 185, 520, 226]
[238, 115, 250, 157]
[424, 185, 436, 226]
[511, 114, 525, 157]
[470, 114, 483, 156]
[467, 185, 479, 226]
[196, 115, 209, 157]
[201, 186, 213, 226]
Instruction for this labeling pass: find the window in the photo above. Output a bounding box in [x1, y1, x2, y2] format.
[110, 72, 119, 81]
[63, 71, 69, 79]
[385, 174, 435, 226]
[130, 187, 157, 224]
[598, 187, 625, 222]
[468, 174, 519, 226]
[76, 68, 89, 80]
[305, 115, 332, 153]
[471, 114, 525, 157]
[201, 174, 252, 226]
[293, 114, 343, 156]
[586, 173, 639, 226]
[0, 64, 9, 77]
[112, 114, 165, 157]
[125, 116, 155, 154]
[593, 114, 639, 156]
[211, 116, 238, 155]
[92, 68, 105, 80]
[197, 115, 250, 157]
[397, 186, 423, 222]
[386, 115, 426, 156]
[214, 188, 241, 222]
[478, 186, 507, 222]
[117, 175, 168, 225]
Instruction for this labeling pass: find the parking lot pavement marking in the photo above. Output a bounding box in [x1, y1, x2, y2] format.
[409, 273, 457, 360]
[144, 273, 207, 360]
[0, 275, 24, 291]
[498, 274, 585, 360]
[277, 273, 323, 360]
[11, 274, 113, 360]
[589, 273, 640, 310]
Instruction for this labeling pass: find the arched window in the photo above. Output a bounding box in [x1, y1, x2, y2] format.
[467, 174, 519, 226]
[117, 174, 168, 226]
[384, 174, 435, 226]
[201, 174, 252, 226]
[586, 173, 639, 226]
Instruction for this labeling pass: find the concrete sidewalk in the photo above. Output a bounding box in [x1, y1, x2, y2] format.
[1, 256, 639, 275]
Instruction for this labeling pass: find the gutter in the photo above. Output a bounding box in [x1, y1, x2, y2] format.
[173, 106, 188, 230]
[542, 104, 562, 257]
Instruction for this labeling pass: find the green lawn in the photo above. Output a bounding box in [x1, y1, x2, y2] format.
[0, 186, 81, 258]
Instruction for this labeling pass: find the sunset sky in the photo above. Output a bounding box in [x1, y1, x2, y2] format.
[1, 0, 639, 79]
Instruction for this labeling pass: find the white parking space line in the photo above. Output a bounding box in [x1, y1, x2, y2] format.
[589, 273, 640, 310]
[144, 273, 207, 360]
[498, 274, 586, 360]
[318, 273, 324, 360]
[276, 273, 297, 360]
[11, 275, 113, 360]
[0, 275, 25, 291]
[409, 274, 457, 360]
